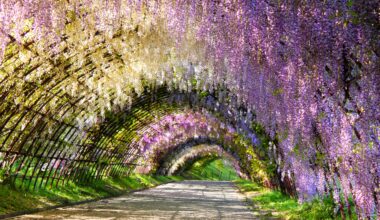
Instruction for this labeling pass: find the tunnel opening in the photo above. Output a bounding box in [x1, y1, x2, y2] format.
[155, 143, 247, 179]
[180, 156, 241, 181]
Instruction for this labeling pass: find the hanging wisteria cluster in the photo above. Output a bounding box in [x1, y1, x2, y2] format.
[0, 0, 379, 217]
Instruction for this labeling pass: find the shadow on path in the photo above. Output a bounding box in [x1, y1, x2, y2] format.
[12, 180, 258, 219]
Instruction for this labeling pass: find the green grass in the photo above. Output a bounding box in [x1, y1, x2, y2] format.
[234, 179, 262, 192]
[0, 174, 183, 215]
[182, 157, 239, 181]
[234, 179, 358, 220]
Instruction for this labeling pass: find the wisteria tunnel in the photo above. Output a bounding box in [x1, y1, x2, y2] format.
[0, 0, 378, 219]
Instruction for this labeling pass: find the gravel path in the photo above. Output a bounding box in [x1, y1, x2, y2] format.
[13, 180, 255, 219]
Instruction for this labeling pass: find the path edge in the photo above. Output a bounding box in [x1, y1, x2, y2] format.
[0, 181, 176, 219]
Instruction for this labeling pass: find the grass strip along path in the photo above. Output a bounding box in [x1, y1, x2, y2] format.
[0, 175, 183, 218]
[234, 179, 358, 220]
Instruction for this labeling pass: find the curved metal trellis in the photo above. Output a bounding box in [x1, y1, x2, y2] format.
[1, 52, 264, 190]
[0, 90, 254, 189]
[0, 17, 269, 190]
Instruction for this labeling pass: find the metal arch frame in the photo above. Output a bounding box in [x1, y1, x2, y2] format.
[75, 89, 177, 179]
[0, 25, 266, 190]
[94, 100, 186, 178]
[61, 90, 190, 182]
[110, 90, 264, 177]
[0, 85, 265, 189]
[89, 89, 258, 182]
[2, 30, 143, 186]
[74, 91, 173, 181]
[47, 92, 167, 183]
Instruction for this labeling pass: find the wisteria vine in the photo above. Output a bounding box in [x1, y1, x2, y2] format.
[0, 0, 379, 217]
